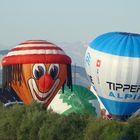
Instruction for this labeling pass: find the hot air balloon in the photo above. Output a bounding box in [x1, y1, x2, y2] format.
[2, 40, 72, 107]
[85, 32, 140, 120]
[48, 84, 100, 117]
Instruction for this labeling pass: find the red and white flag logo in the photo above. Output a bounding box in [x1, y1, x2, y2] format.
[96, 59, 101, 67]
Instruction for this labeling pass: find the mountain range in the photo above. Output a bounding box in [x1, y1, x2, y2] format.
[57, 42, 87, 66]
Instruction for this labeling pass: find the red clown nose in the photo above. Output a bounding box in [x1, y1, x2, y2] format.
[38, 74, 54, 92]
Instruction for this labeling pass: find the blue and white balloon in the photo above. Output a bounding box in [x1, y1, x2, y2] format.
[85, 32, 140, 119]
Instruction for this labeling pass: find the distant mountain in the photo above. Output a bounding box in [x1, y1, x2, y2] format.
[71, 65, 90, 88]
[0, 50, 9, 56]
[57, 42, 87, 66]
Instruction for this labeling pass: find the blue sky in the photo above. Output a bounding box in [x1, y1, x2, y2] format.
[0, 0, 140, 48]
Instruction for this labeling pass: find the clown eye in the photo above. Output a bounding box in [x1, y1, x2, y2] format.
[33, 64, 46, 80]
[48, 64, 59, 80]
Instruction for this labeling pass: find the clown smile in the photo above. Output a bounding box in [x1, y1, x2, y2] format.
[28, 78, 60, 104]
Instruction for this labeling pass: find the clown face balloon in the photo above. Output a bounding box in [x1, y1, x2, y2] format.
[2, 40, 72, 106]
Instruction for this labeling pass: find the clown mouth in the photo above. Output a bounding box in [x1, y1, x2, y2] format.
[28, 78, 60, 104]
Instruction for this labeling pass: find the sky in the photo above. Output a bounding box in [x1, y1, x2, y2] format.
[0, 0, 140, 49]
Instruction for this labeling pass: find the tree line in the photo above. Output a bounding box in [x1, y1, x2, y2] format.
[0, 102, 139, 140]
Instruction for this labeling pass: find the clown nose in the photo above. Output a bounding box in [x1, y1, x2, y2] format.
[38, 74, 54, 92]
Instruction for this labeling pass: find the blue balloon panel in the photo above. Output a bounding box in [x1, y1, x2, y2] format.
[90, 32, 140, 57]
[99, 96, 140, 116]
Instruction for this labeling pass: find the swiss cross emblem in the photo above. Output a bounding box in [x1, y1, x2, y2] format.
[96, 59, 101, 67]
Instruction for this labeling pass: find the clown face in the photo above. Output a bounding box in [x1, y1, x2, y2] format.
[29, 63, 62, 104]
[11, 63, 67, 106]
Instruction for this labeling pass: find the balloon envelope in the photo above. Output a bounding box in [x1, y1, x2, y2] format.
[85, 32, 140, 119]
[2, 40, 72, 107]
[48, 85, 100, 117]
